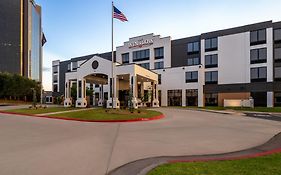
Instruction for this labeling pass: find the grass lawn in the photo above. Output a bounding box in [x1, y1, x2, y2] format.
[3, 107, 77, 115]
[148, 153, 281, 175]
[49, 108, 162, 121]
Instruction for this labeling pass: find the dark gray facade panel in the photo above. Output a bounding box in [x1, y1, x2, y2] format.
[273, 21, 281, 29]
[59, 61, 69, 94]
[201, 21, 272, 39]
[171, 36, 201, 67]
[0, 0, 21, 74]
[204, 82, 275, 93]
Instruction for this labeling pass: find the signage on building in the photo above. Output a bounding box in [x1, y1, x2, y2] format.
[128, 39, 153, 49]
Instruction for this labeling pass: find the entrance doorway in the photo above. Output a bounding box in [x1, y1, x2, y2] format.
[168, 90, 182, 106]
[186, 89, 198, 106]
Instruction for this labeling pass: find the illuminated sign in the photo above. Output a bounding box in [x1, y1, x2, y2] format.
[128, 39, 153, 49]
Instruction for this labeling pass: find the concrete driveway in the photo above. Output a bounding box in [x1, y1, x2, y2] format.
[0, 108, 280, 175]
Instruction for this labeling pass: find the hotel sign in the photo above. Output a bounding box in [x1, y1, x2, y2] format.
[128, 39, 153, 49]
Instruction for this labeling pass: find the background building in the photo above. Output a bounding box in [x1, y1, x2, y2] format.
[53, 20, 281, 107]
[0, 0, 43, 82]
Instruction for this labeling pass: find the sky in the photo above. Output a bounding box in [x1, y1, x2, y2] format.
[36, 0, 281, 91]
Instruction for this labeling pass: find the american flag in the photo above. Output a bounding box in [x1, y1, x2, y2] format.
[113, 6, 128, 22]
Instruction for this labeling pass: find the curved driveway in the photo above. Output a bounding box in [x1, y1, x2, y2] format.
[0, 108, 280, 175]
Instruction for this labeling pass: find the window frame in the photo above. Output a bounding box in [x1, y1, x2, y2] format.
[250, 67, 267, 82]
[205, 71, 218, 84]
[122, 53, 129, 64]
[186, 71, 198, 83]
[187, 41, 200, 54]
[133, 49, 150, 62]
[154, 47, 164, 59]
[205, 54, 218, 68]
[205, 38, 218, 52]
[250, 29, 267, 46]
[154, 61, 164, 69]
[250, 48, 267, 64]
[187, 57, 200, 66]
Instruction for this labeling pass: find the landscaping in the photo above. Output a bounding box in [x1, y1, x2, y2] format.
[148, 153, 281, 175]
[4, 107, 77, 115]
[1, 107, 163, 121]
[49, 108, 162, 121]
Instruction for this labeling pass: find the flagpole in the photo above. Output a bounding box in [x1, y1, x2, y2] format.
[111, 1, 114, 109]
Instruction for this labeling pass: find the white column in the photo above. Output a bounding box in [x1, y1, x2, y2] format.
[267, 91, 274, 107]
[64, 80, 72, 107]
[76, 78, 87, 108]
[130, 75, 138, 108]
[152, 81, 159, 107]
[182, 89, 186, 107]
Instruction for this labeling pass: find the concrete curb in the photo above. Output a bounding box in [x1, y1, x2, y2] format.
[108, 132, 281, 175]
[0, 111, 164, 123]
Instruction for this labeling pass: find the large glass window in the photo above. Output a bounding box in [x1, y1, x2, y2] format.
[187, 42, 200, 54]
[168, 90, 182, 106]
[205, 93, 218, 106]
[154, 61, 164, 69]
[250, 48, 267, 64]
[53, 84, 58, 92]
[53, 66, 58, 73]
[250, 29, 266, 45]
[186, 71, 198, 83]
[251, 67, 267, 82]
[205, 71, 218, 84]
[122, 53, 129, 64]
[275, 48, 281, 62]
[133, 49, 150, 62]
[205, 38, 218, 52]
[205, 54, 218, 68]
[72, 62, 78, 70]
[138, 63, 150, 69]
[186, 89, 198, 106]
[274, 29, 281, 42]
[53, 75, 58, 83]
[275, 67, 281, 81]
[275, 92, 281, 107]
[154, 47, 164, 59]
[187, 57, 200, 66]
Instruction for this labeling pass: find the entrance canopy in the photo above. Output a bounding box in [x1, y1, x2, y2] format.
[63, 55, 159, 108]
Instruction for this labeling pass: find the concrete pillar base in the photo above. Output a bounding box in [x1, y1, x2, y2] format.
[98, 99, 104, 107]
[152, 99, 160, 107]
[76, 98, 87, 108]
[107, 98, 120, 109]
[129, 97, 138, 109]
[64, 98, 72, 107]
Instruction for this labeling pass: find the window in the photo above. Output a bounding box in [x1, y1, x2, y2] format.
[251, 67, 267, 82]
[250, 48, 267, 64]
[158, 74, 161, 84]
[133, 49, 150, 62]
[78, 81, 82, 98]
[250, 29, 266, 45]
[187, 57, 200, 66]
[154, 47, 164, 59]
[138, 63, 150, 69]
[72, 62, 78, 70]
[53, 84, 58, 92]
[205, 38, 218, 52]
[187, 42, 199, 54]
[122, 53, 129, 64]
[95, 84, 99, 88]
[205, 93, 218, 106]
[205, 71, 218, 84]
[53, 75, 58, 83]
[275, 92, 281, 107]
[275, 48, 281, 62]
[275, 67, 281, 81]
[67, 63, 71, 72]
[154, 61, 164, 69]
[274, 29, 281, 42]
[186, 71, 198, 83]
[205, 54, 218, 68]
[53, 66, 58, 73]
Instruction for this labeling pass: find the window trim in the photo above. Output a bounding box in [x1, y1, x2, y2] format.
[154, 47, 164, 60]
[187, 42, 200, 54]
[205, 54, 218, 68]
[250, 29, 267, 46]
[250, 48, 267, 64]
[205, 38, 218, 52]
[186, 71, 198, 83]
[133, 49, 150, 62]
[205, 71, 218, 84]
[122, 53, 129, 64]
[250, 67, 267, 82]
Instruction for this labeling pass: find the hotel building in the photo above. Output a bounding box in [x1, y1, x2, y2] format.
[52, 20, 281, 108]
